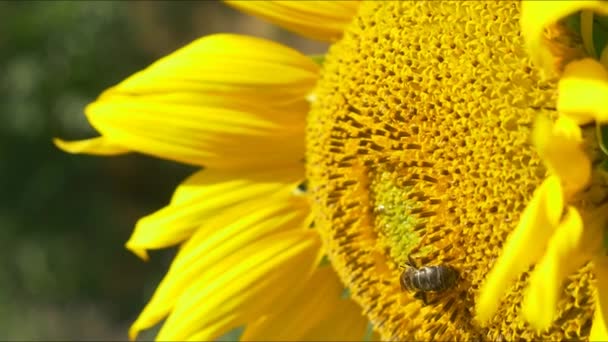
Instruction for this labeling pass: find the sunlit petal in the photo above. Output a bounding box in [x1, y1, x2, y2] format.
[125, 167, 303, 260]
[57, 34, 316, 168]
[558, 58, 608, 124]
[532, 115, 591, 196]
[53, 137, 129, 156]
[225, 1, 360, 42]
[300, 296, 368, 341]
[522, 207, 588, 329]
[154, 229, 322, 340]
[242, 266, 367, 341]
[85, 94, 305, 169]
[476, 176, 563, 322]
[128, 193, 309, 339]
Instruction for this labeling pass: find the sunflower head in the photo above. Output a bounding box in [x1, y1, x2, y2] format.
[306, 1, 600, 340]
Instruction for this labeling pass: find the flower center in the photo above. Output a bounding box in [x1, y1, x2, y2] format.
[306, 1, 595, 340]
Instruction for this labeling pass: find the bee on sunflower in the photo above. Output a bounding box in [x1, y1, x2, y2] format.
[55, 1, 608, 341]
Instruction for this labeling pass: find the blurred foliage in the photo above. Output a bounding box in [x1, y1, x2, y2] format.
[0, 1, 194, 340]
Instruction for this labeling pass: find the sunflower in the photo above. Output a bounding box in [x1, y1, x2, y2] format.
[54, 1, 608, 341]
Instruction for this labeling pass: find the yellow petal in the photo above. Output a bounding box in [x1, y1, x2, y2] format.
[476, 176, 563, 323]
[53, 137, 129, 156]
[125, 167, 303, 260]
[520, 1, 608, 74]
[57, 34, 316, 162]
[85, 93, 305, 169]
[107, 34, 319, 111]
[225, 1, 360, 42]
[155, 229, 322, 340]
[558, 58, 608, 123]
[533, 114, 591, 196]
[591, 256, 608, 341]
[128, 193, 309, 339]
[522, 207, 589, 330]
[300, 295, 368, 342]
[242, 266, 367, 341]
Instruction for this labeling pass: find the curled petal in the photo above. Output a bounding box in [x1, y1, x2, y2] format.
[558, 58, 608, 124]
[533, 115, 591, 196]
[522, 207, 589, 330]
[476, 176, 563, 323]
[521, 1, 608, 74]
[53, 137, 129, 156]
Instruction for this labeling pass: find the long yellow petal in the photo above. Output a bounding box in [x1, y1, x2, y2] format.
[53, 137, 130, 156]
[558, 58, 608, 123]
[476, 176, 563, 323]
[242, 266, 367, 341]
[125, 167, 303, 260]
[106, 34, 319, 110]
[225, 1, 360, 42]
[57, 34, 316, 167]
[522, 207, 589, 330]
[590, 256, 608, 341]
[85, 94, 305, 168]
[520, 1, 608, 74]
[533, 115, 591, 196]
[155, 229, 322, 340]
[128, 193, 308, 339]
[300, 294, 368, 342]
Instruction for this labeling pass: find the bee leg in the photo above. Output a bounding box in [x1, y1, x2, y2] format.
[413, 291, 429, 305]
[407, 255, 418, 268]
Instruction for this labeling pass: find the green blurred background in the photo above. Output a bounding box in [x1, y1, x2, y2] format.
[0, 1, 325, 340]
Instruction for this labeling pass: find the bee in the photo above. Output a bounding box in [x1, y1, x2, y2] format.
[400, 256, 459, 304]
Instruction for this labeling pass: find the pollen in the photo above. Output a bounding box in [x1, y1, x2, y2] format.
[306, 1, 595, 340]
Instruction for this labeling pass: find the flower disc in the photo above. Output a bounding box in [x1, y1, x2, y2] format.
[306, 1, 595, 340]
